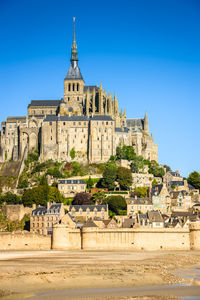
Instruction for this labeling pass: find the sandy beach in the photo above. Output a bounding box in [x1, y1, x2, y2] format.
[0, 250, 200, 300]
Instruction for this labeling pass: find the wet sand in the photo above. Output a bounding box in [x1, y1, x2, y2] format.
[0, 250, 200, 300]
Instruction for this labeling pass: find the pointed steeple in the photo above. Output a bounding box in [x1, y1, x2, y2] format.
[71, 17, 78, 63]
[65, 18, 83, 81]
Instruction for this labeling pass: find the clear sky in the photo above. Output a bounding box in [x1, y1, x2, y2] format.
[0, 0, 199, 177]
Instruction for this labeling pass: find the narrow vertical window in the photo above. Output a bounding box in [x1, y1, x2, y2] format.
[73, 83, 75, 91]
[77, 83, 79, 91]
[68, 83, 71, 91]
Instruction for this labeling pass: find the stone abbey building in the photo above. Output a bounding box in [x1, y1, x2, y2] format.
[0, 20, 157, 164]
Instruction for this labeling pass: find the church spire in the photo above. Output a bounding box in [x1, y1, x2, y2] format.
[71, 17, 78, 64]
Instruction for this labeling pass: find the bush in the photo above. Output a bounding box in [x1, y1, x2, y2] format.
[131, 186, 148, 198]
[72, 192, 92, 205]
[46, 167, 62, 178]
[25, 150, 39, 166]
[116, 146, 136, 161]
[70, 147, 76, 159]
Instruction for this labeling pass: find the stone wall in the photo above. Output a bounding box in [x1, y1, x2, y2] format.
[2, 204, 32, 221]
[0, 231, 51, 250]
[81, 227, 190, 251]
[52, 226, 192, 251]
[52, 224, 81, 250]
[189, 222, 200, 250]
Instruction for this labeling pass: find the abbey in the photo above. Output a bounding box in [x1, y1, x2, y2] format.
[0, 20, 157, 164]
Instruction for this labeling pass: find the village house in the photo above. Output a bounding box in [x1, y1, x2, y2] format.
[58, 179, 87, 197]
[163, 170, 183, 187]
[137, 210, 164, 228]
[151, 184, 171, 213]
[126, 198, 153, 216]
[170, 190, 192, 211]
[30, 203, 65, 235]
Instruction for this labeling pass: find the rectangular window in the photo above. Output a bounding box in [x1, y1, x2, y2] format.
[50, 122, 52, 126]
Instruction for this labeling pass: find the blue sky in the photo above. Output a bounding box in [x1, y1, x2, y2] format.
[0, 0, 200, 177]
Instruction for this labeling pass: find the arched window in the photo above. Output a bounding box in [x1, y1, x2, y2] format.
[68, 83, 71, 91]
[77, 83, 79, 91]
[73, 83, 75, 91]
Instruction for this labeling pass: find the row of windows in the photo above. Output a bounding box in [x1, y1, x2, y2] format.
[32, 222, 54, 228]
[33, 110, 54, 115]
[49, 121, 113, 126]
[32, 216, 57, 221]
[68, 83, 79, 92]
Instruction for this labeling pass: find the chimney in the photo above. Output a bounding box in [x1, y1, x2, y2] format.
[47, 202, 51, 210]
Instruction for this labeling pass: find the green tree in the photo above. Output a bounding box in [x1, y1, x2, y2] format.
[72, 192, 92, 205]
[1, 192, 21, 205]
[132, 186, 148, 198]
[22, 186, 47, 206]
[104, 195, 126, 215]
[92, 191, 106, 204]
[101, 163, 117, 190]
[188, 171, 200, 190]
[117, 167, 132, 190]
[152, 178, 158, 187]
[86, 176, 94, 189]
[116, 145, 136, 161]
[70, 147, 76, 159]
[131, 156, 145, 173]
[48, 186, 63, 203]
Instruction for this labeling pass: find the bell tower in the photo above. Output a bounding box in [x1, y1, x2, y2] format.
[63, 18, 85, 104]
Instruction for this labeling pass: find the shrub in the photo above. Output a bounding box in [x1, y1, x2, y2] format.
[117, 166, 132, 190]
[104, 195, 126, 215]
[72, 192, 92, 205]
[70, 147, 76, 159]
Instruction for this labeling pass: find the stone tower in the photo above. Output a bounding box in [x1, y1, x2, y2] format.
[63, 18, 85, 108]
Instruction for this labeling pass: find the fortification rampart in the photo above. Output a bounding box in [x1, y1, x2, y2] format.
[2, 204, 32, 221]
[189, 222, 200, 250]
[0, 231, 51, 250]
[52, 224, 81, 250]
[81, 227, 190, 251]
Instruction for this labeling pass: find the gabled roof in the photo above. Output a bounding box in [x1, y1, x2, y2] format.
[28, 100, 61, 107]
[148, 210, 163, 223]
[83, 219, 98, 228]
[151, 184, 163, 196]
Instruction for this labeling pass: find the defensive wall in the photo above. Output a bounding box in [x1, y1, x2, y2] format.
[1, 222, 200, 251]
[52, 225, 200, 251]
[0, 231, 51, 250]
[2, 204, 32, 221]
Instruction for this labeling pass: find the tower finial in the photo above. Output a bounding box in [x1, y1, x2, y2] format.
[71, 17, 78, 63]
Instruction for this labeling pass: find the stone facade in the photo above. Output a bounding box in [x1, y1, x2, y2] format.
[58, 179, 87, 197]
[0, 20, 157, 164]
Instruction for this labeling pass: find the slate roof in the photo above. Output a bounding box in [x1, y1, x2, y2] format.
[90, 115, 113, 121]
[84, 85, 99, 92]
[69, 205, 107, 212]
[170, 171, 182, 178]
[122, 218, 135, 228]
[28, 100, 61, 107]
[65, 64, 83, 80]
[170, 191, 188, 199]
[6, 117, 26, 123]
[115, 127, 129, 133]
[58, 179, 86, 184]
[127, 118, 144, 128]
[83, 219, 98, 228]
[32, 206, 47, 216]
[169, 181, 184, 186]
[151, 184, 163, 196]
[48, 203, 62, 214]
[148, 211, 163, 223]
